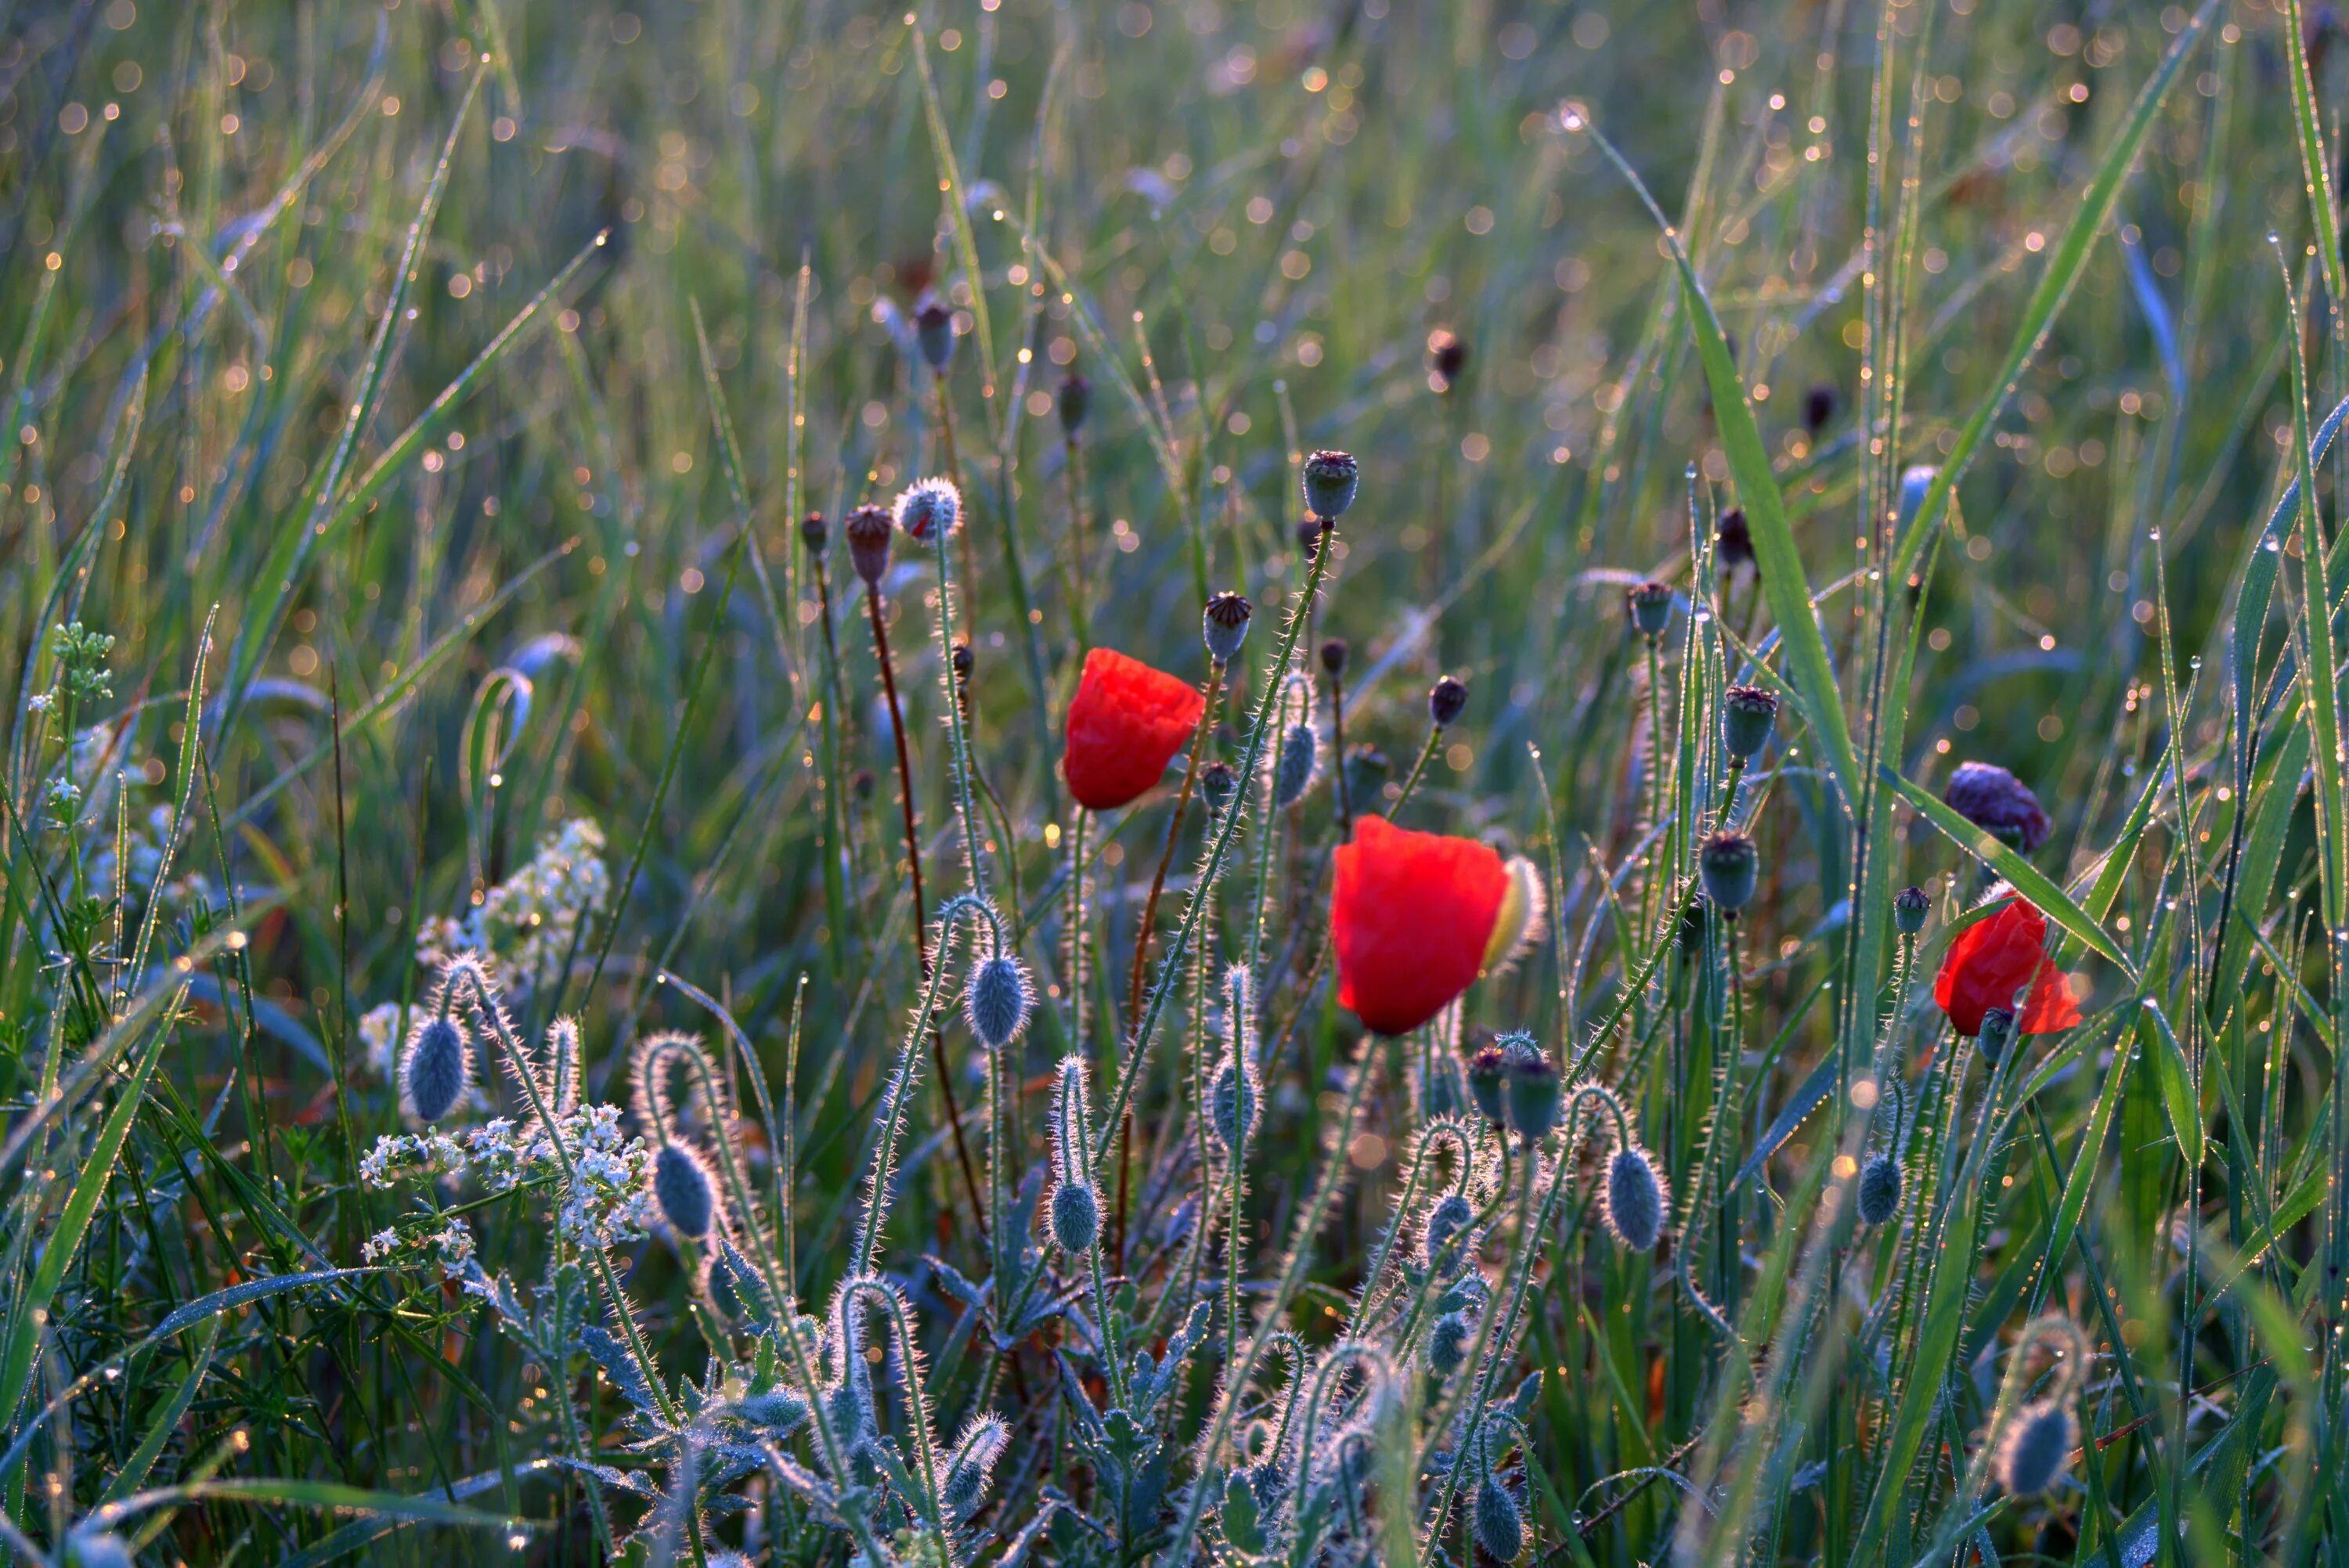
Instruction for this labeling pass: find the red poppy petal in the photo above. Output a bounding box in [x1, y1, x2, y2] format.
[1934, 893, 2073, 1037]
[1331, 816, 1509, 1035]
[1062, 648, 1207, 811]
[2019, 956, 2081, 1034]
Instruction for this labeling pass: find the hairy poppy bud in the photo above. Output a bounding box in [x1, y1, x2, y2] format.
[1423, 1191, 1475, 1271]
[1677, 894, 1710, 955]
[799, 511, 829, 556]
[1802, 381, 1838, 435]
[1058, 373, 1091, 434]
[965, 953, 1033, 1051]
[1343, 744, 1389, 806]
[1211, 1058, 1257, 1151]
[1945, 761, 2053, 853]
[1603, 1145, 1668, 1252]
[893, 477, 961, 543]
[1894, 885, 1931, 936]
[1302, 450, 1359, 521]
[1627, 580, 1673, 640]
[1203, 592, 1253, 664]
[1427, 327, 1468, 391]
[1467, 1047, 1508, 1126]
[1504, 1054, 1562, 1141]
[1857, 1151, 1903, 1225]
[1270, 705, 1319, 809]
[1699, 831, 1759, 914]
[1994, 1400, 2077, 1498]
[1427, 1311, 1473, 1374]
[1716, 508, 1753, 572]
[653, 1141, 719, 1239]
[401, 1015, 471, 1124]
[1319, 637, 1349, 678]
[1200, 760, 1239, 817]
[844, 504, 894, 589]
[915, 298, 957, 372]
[1429, 674, 1469, 728]
[1722, 685, 1777, 762]
[1051, 1180, 1100, 1253]
[1473, 1477, 1524, 1564]
[943, 1416, 1009, 1520]
[1977, 1006, 2018, 1065]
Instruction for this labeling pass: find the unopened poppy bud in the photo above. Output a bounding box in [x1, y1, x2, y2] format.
[965, 953, 1033, 1051]
[1602, 1145, 1668, 1252]
[1716, 508, 1753, 572]
[893, 477, 962, 543]
[1200, 761, 1239, 817]
[1302, 450, 1359, 521]
[1270, 708, 1319, 809]
[1342, 744, 1389, 806]
[1319, 636, 1348, 678]
[652, 1141, 719, 1239]
[1802, 381, 1838, 434]
[1429, 674, 1469, 728]
[844, 504, 894, 589]
[1722, 684, 1777, 761]
[1467, 1047, 1508, 1126]
[1894, 885, 1931, 936]
[1427, 327, 1468, 391]
[1423, 1191, 1475, 1270]
[1057, 372, 1091, 434]
[915, 298, 957, 371]
[943, 1416, 1008, 1519]
[1994, 1401, 2077, 1498]
[1627, 580, 1673, 639]
[1473, 1477, 1524, 1565]
[1699, 831, 1759, 914]
[1944, 761, 2052, 853]
[1051, 1180, 1100, 1253]
[1202, 592, 1253, 664]
[1427, 1311, 1472, 1374]
[799, 511, 829, 556]
[401, 1015, 471, 1124]
[1977, 1006, 2018, 1065]
[1677, 894, 1710, 955]
[1857, 1151, 1903, 1225]
[1503, 1054, 1562, 1141]
[1211, 1059, 1257, 1151]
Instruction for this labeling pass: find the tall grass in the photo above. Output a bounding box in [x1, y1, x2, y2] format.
[0, 0, 2340, 1563]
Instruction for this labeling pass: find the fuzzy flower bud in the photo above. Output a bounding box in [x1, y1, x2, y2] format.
[1894, 885, 1931, 936]
[1994, 1401, 2077, 1498]
[1423, 1191, 1475, 1271]
[893, 477, 962, 544]
[844, 504, 894, 589]
[943, 1415, 1009, 1519]
[1200, 761, 1239, 818]
[1722, 685, 1777, 762]
[1302, 450, 1359, 521]
[401, 1015, 471, 1124]
[1429, 674, 1469, 729]
[1676, 894, 1710, 955]
[915, 299, 957, 372]
[1202, 592, 1253, 664]
[1057, 373, 1091, 434]
[1051, 1180, 1100, 1254]
[1602, 1145, 1668, 1253]
[1473, 1476, 1525, 1564]
[965, 953, 1034, 1051]
[1627, 579, 1673, 639]
[1699, 831, 1759, 914]
[652, 1141, 719, 1239]
[1211, 1058, 1257, 1152]
[1427, 1311, 1472, 1375]
[1269, 686, 1320, 809]
[799, 511, 829, 556]
[1856, 1151, 1903, 1226]
[1504, 1053, 1562, 1141]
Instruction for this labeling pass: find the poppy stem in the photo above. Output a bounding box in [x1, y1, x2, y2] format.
[1389, 723, 1444, 821]
[864, 585, 990, 1242]
[1329, 667, 1352, 835]
[1064, 431, 1092, 654]
[932, 369, 979, 599]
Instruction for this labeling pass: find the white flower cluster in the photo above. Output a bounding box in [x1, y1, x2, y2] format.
[361, 1217, 476, 1274]
[357, 1002, 402, 1079]
[359, 1104, 655, 1251]
[415, 819, 610, 998]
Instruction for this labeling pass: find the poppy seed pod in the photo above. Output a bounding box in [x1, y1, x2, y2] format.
[1944, 761, 2054, 854]
[1429, 674, 1469, 728]
[1857, 1150, 1903, 1225]
[1302, 449, 1359, 521]
[1058, 372, 1091, 434]
[1427, 1311, 1473, 1375]
[1504, 1054, 1563, 1141]
[1699, 831, 1759, 914]
[1423, 1191, 1476, 1271]
[1627, 580, 1673, 640]
[1342, 744, 1390, 807]
[1051, 1180, 1101, 1253]
[1427, 327, 1468, 390]
[844, 504, 895, 589]
[965, 953, 1033, 1051]
[1716, 508, 1754, 572]
[1473, 1477, 1525, 1565]
[401, 1015, 471, 1124]
[1802, 381, 1838, 435]
[1467, 1047, 1508, 1126]
[799, 510, 829, 556]
[652, 1141, 719, 1239]
[1722, 685, 1778, 762]
[915, 299, 957, 371]
[1894, 885, 1932, 936]
[1977, 1006, 2019, 1065]
[1994, 1400, 2077, 1498]
[1603, 1145, 1668, 1253]
[1319, 637, 1349, 678]
[1202, 592, 1253, 664]
[1200, 760, 1239, 818]
[893, 477, 962, 543]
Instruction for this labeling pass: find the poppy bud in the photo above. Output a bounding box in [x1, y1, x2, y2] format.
[844, 504, 894, 589]
[1944, 761, 2053, 854]
[1200, 760, 1239, 817]
[652, 1141, 719, 1239]
[1473, 1477, 1524, 1565]
[1802, 381, 1838, 435]
[915, 298, 957, 371]
[1051, 1180, 1101, 1253]
[1977, 1006, 2018, 1065]
[1423, 1191, 1475, 1271]
[1211, 1058, 1257, 1151]
[1427, 1311, 1473, 1374]
[1504, 1054, 1562, 1141]
[943, 1416, 1009, 1520]
[1676, 894, 1710, 955]
[1716, 508, 1754, 572]
[1302, 449, 1359, 521]
[1699, 831, 1759, 914]
[1721, 684, 1777, 762]
[1994, 1400, 2077, 1498]
[1856, 1151, 1903, 1225]
[1343, 744, 1390, 806]
[893, 477, 961, 543]
[1319, 636, 1348, 678]
[1058, 373, 1091, 434]
[1894, 885, 1931, 936]
[965, 953, 1033, 1051]
[401, 1015, 471, 1124]
[799, 510, 829, 556]
[1202, 592, 1253, 664]
[1270, 708, 1319, 810]
[1467, 1047, 1508, 1126]
[1602, 1145, 1668, 1253]
[1427, 327, 1468, 391]
[1627, 580, 1673, 640]
[1429, 674, 1469, 728]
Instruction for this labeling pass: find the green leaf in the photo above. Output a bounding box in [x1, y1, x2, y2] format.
[2138, 999, 2203, 1170]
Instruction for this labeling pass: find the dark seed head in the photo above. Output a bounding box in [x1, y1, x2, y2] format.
[1722, 684, 1778, 762]
[1699, 831, 1759, 914]
[951, 641, 974, 684]
[1429, 673, 1469, 728]
[1857, 1151, 1903, 1225]
[1302, 450, 1359, 521]
[1057, 372, 1091, 434]
[1427, 327, 1469, 390]
[1202, 592, 1253, 664]
[1200, 760, 1239, 818]
[1716, 507, 1754, 571]
[915, 298, 957, 372]
[799, 510, 829, 556]
[1894, 885, 1931, 936]
[1604, 1145, 1668, 1253]
[401, 1015, 471, 1124]
[1994, 1400, 2077, 1498]
[851, 768, 876, 802]
[1319, 636, 1348, 678]
[1802, 381, 1838, 435]
[843, 504, 895, 589]
[1503, 1053, 1562, 1141]
[1944, 761, 2053, 854]
[1627, 580, 1673, 640]
[653, 1141, 718, 1239]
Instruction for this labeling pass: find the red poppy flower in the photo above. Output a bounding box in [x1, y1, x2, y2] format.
[1932, 889, 2081, 1037]
[1331, 816, 1539, 1036]
[1062, 648, 1207, 812]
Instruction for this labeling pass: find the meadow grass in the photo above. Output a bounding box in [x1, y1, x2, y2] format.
[0, 0, 2342, 1562]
